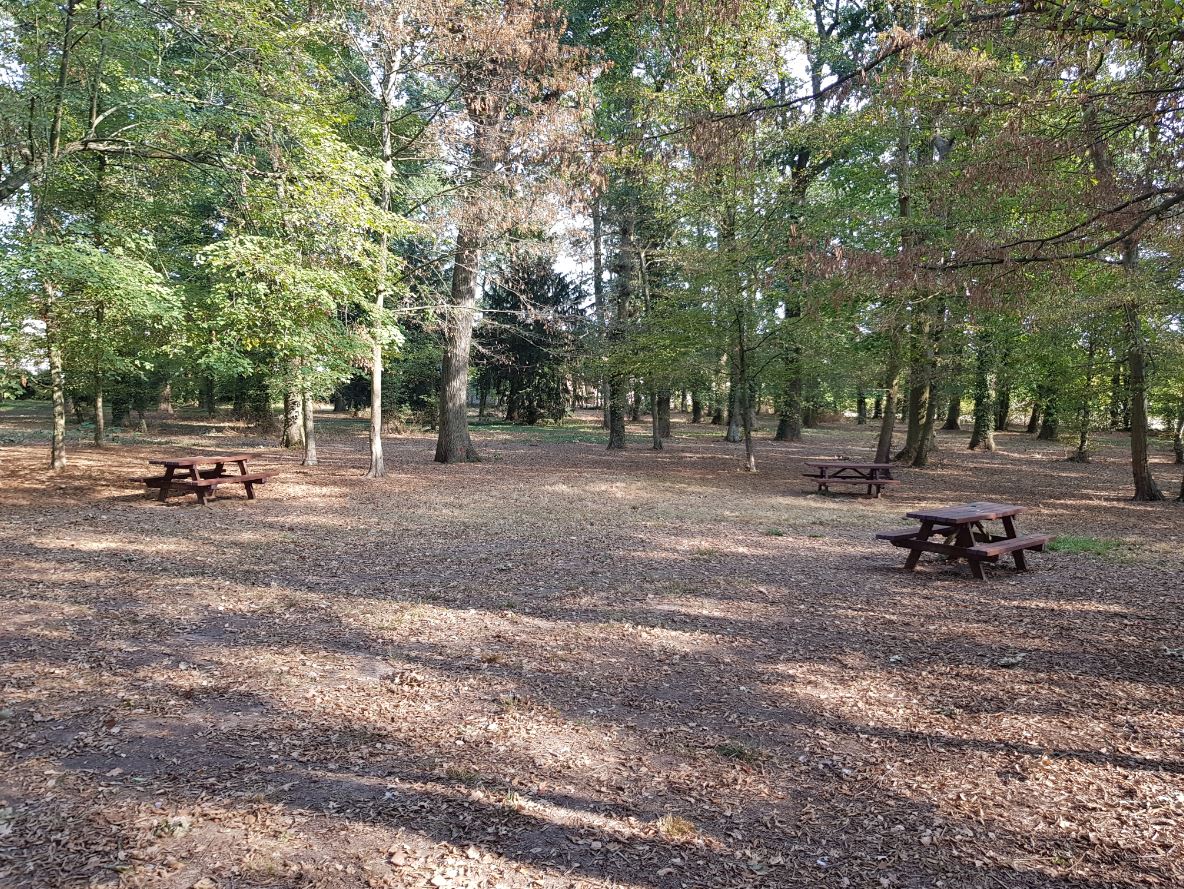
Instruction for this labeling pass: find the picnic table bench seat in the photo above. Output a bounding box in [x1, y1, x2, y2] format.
[967, 533, 1050, 559]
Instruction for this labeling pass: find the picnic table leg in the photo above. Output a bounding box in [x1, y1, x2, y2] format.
[1001, 515, 1018, 539]
[904, 521, 933, 570]
[156, 465, 175, 502]
[1013, 548, 1028, 571]
[236, 459, 256, 499]
[969, 558, 987, 580]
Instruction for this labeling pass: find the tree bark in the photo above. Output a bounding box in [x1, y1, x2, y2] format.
[1122, 292, 1163, 500]
[281, 386, 304, 448]
[606, 204, 634, 451]
[1069, 329, 1096, 462]
[1026, 401, 1042, 435]
[943, 393, 961, 430]
[650, 390, 662, 450]
[47, 316, 67, 471]
[301, 387, 317, 466]
[656, 389, 671, 438]
[691, 393, 703, 423]
[1037, 396, 1059, 441]
[874, 343, 902, 464]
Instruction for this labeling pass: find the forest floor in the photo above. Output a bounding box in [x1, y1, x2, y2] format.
[2, 403, 1183, 889]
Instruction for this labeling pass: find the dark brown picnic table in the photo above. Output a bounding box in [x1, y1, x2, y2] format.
[803, 461, 899, 498]
[139, 454, 276, 505]
[876, 501, 1049, 580]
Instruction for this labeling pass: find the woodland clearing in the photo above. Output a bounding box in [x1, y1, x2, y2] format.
[1, 405, 1183, 889]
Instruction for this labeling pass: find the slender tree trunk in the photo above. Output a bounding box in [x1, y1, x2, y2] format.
[367, 60, 398, 478]
[592, 197, 609, 430]
[1070, 330, 1096, 462]
[606, 204, 634, 451]
[47, 315, 67, 471]
[1172, 401, 1184, 465]
[93, 372, 105, 447]
[1122, 292, 1163, 500]
[301, 387, 317, 466]
[651, 390, 662, 450]
[912, 379, 940, 467]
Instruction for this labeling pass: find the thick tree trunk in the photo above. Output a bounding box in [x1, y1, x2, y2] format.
[873, 395, 883, 420]
[630, 383, 642, 422]
[912, 380, 940, 467]
[691, 393, 703, 423]
[1025, 402, 1042, 435]
[942, 393, 961, 430]
[656, 389, 671, 438]
[725, 376, 742, 443]
[856, 390, 868, 425]
[281, 387, 304, 448]
[994, 388, 1010, 431]
[1038, 397, 1059, 441]
[874, 346, 902, 464]
[435, 229, 481, 463]
[774, 351, 803, 442]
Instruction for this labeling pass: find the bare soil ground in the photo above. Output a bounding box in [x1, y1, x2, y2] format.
[2, 404, 1183, 889]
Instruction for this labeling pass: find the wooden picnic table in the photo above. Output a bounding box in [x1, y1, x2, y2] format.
[876, 501, 1049, 580]
[138, 454, 276, 505]
[803, 461, 899, 498]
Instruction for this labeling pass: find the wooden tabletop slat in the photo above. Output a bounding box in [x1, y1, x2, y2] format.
[147, 454, 253, 467]
[904, 502, 1026, 524]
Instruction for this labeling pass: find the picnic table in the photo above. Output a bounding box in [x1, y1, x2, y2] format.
[804, 461, 899, 498]
[137, 454, 276, 505]
[876, 501, 1049, 580]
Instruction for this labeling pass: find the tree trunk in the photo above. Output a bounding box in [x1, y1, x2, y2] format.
[630, 383, 642, 422]
[994, 387, 1010, 431]
[691, 393, 703, 423]
[301, 387, 317, 466]
[1122, 293, 1163, 500]
[942, 393, 961, 430]
[651, 390, 662, 450]
[912, 380, 940, 467]
[203, 378, 216, 418]
[774, 350, 803, 442]
[656, 389, 672, 438]
[48, 318, 67, 471]
[281, 387, 304, 448]
[856, 390, 868, 425]
[1026, 402, 1041, 434]
[435, 231, 481, 463]
[93, 374, 105, 447]
[725, 375, 742, 443]
[606, 203, 634, 451]
[875, 345, 902, 464]
[1172, 402, 1184, 464]
[159, 382, 174, 415]
[1038, 397, 1059, 441]
[1069, 330, 1096, 463]
[873, 394, 883, 420]
[968, 356, 995, 452]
